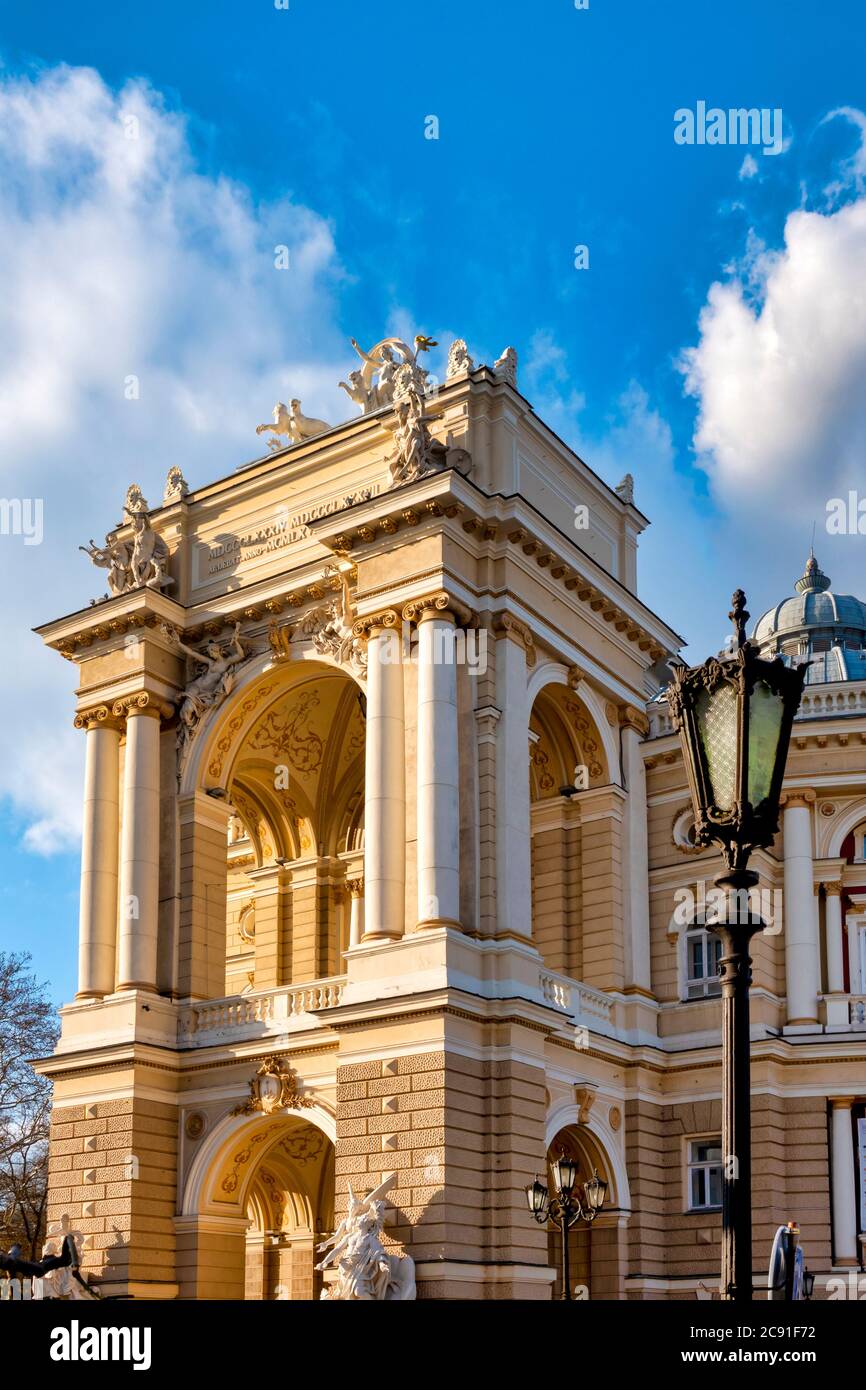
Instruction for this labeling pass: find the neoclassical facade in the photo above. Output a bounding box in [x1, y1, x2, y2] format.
[34, 340, 865, 1298]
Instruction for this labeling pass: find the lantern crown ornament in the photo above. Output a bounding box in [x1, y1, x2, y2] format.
[667, 590, 809, 874]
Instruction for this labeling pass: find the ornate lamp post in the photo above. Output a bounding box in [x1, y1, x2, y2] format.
[667, 591, 807, 1302]
[525, 1157, 607, 1300]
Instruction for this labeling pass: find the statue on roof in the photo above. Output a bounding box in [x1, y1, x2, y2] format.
[341, 335, 437, 414]
[80, 488, 172, 599]
[256, 399, 331, 451]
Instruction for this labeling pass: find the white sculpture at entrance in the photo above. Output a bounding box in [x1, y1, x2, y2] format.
[316, 1177, 416, 1301]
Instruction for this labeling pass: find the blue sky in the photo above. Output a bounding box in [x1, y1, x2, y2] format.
[1, 0, 865, 1003]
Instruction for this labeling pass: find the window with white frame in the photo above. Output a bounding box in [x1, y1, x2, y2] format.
[687, 1138, 723, 1211]
[685, 925, 722, 999]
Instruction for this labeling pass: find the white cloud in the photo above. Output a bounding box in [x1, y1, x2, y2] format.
[681, 194, 866, 517]
[0, 64, 351, 853]
[739, 153, 759, 180]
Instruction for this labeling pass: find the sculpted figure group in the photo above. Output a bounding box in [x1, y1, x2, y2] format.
[316, 1177, 416, 1301]
[80, 485, 172, 599]
[253, 331, 510, 459]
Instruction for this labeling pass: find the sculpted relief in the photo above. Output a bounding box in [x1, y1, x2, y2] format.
[162, 621, 254, 766]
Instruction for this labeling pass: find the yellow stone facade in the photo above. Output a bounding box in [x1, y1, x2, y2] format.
[34, 356, 866, 1298]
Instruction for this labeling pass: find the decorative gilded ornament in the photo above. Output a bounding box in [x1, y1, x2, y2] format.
[231, 1057, 312, 1117]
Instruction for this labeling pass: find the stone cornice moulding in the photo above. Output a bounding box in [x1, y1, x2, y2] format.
[306, 467, 677, 662]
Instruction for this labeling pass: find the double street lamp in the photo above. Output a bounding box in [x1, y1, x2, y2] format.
[526, 1156, 607, 1300]
[667, 591, 807, 1302]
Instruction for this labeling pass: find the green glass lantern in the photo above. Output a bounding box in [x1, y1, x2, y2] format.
[667, 591, 808, 873]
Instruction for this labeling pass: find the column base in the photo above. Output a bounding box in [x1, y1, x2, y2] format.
[415, 917, 463, 931]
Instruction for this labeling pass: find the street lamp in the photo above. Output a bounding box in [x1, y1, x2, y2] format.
[525, 1160, 608, 1300]
[667, 590, 807, 1302]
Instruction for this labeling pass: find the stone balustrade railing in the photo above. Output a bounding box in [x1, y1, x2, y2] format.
[646, 679, 866, 741]
[850, 996, 866, 1026]
[538, 969, 615, 1035]
[798, 681, 866, 718]
[178, 976, 346, 1045]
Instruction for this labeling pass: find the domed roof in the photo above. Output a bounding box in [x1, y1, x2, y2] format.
[753, 552, 866, 645]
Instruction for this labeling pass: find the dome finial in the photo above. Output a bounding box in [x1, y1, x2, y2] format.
[794, 549, 831, 595]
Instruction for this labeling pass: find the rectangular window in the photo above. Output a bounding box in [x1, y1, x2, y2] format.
[685, 928, 722, 998]
[688, 1139, 723, 1211]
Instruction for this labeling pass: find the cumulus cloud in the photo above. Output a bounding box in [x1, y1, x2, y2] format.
[681, 192, 866, 517]
[0, 64, 350, 852]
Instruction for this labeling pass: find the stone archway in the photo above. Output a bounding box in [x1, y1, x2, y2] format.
[174, 655, 367, 1003]
[528, 680, 610, 978]
[545, 1121, 626, 1301]
[178, 1107, 336, 1300]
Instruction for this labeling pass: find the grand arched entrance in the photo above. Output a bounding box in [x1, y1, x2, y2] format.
[175, 655, 367, 1005]
[178, 1109, 336, 1300]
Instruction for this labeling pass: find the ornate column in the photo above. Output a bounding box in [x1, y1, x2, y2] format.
[73, 705, 122, 1000]
[492, 615, 533, 940]
[356, 612, 405, 941]
[781, 791, 820, 1025]
[824, 882, 846, 995]
[347, 877, 365, 947]
[619, 704, 652, 994]
[404, 593, 461, 930]
[830, 1098, 859, 1267]
[113, 693, 172, 992]
[847, 912, 864, 996]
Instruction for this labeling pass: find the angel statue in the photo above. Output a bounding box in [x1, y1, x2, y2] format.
[316, 1178, 415, 1301]
[164, 622, 251, 761]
